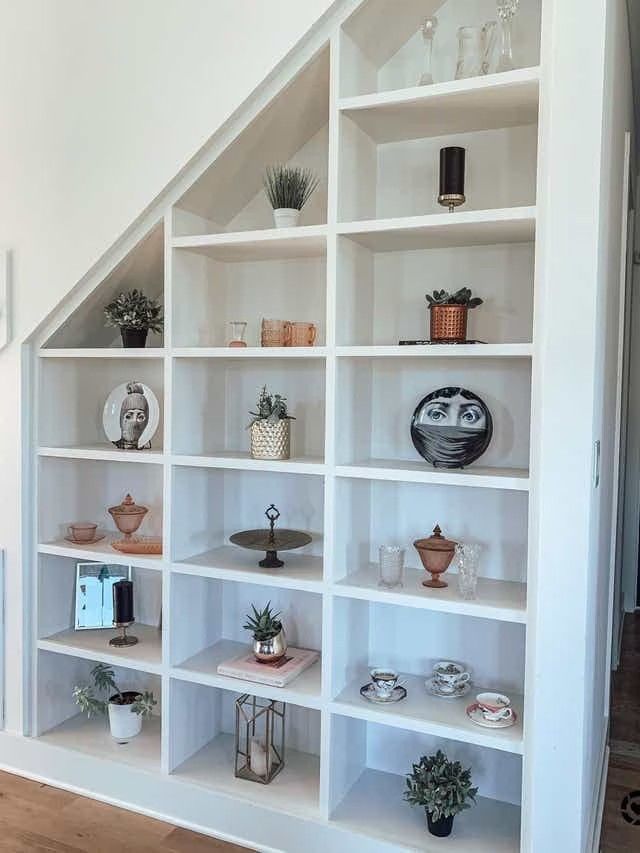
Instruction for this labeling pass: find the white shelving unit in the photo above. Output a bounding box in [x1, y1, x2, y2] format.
[27, 2, 546, 850]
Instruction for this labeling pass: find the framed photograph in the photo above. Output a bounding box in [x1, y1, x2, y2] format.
[411, 386, 493, 469]
[75, 563, 131, 630]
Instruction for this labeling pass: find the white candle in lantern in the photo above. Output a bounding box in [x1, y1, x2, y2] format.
[250, 738, 268, 777]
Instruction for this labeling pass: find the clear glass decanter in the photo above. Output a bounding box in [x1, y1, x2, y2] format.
[496, 0, 520, 73]
[418, 16, 438, 86]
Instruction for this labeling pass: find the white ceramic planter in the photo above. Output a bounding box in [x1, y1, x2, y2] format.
[273, 208, 300, 228]
[108, 692, 143, 742]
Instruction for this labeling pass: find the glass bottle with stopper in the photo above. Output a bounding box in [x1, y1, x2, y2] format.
[418, 16, 438, 86]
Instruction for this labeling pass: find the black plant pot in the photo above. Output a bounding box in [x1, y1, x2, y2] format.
[426, 812, 454, 838]
[121, 328, 148, 348]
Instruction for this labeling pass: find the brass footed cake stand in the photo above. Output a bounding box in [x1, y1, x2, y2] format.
[230, 505, 312, 568]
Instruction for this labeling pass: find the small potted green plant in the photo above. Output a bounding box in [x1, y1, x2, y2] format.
[73, 663, 157, 742]
[104, 289, 164, 348]
[404, 749, 477, 838]
[243, 602, 287, 663]
[247, 385, 295, 460]
[425, 287, 483, 343]
[264, 164, 319, 228]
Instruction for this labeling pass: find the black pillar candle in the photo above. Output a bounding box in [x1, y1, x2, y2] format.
[113, 579, 134, 625]
[438, 146, 466, 212]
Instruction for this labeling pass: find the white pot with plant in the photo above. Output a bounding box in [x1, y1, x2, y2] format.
[104, 289, 164, 348]
[73, 663, 157, 742]
[264, 165, 319, 228]
[247, 386, 295, 460]
[404, 749, 477, 838]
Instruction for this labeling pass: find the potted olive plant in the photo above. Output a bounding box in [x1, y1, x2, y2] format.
[243, 602, 287, 663]
[73, 663, 157, 742]
[104, 289, 164, 348]
[247, 386, 295, 460]
[425, 287, 483, 343]
[404, 749, 477, 838]
[264, 164, 319, 228]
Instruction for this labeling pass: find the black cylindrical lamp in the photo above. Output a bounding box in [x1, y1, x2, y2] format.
[438, 146, 466, 212]
[109, 579, 138, 647]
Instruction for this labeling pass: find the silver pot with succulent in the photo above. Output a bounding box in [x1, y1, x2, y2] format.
[73, 663, 157, 742]
[426, 288, 483, 344]
[248, 386, 295, 460]
[104, 289, 164, 348]
[264, 164, 319, 229]
[404, 749, 477, 838]
[244, 602, 287, 663]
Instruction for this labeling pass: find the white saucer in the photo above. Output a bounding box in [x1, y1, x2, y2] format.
[360, 683, 407, 704]
[425, 677, 471, 700]
[466, 702, 517, 729]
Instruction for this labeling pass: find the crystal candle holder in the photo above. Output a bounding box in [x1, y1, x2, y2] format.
[455, 542, 481, 599]
[378, 545, 404, 589]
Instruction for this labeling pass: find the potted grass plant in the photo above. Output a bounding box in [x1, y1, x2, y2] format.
[404, 749, 477, 838]
[104, 289, 164, 348]
[425, 287, 483, 343]
[243, 602, 287, 662]
[73, 663, 157, 742]
[264, 164, 319, 228]
[247, 385, 295, 460]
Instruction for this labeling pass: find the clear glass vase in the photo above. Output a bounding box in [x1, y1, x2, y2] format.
[455, 543, 481, 599]
[418, 16, 437, 86]
[378, 545, 404, 589]
[496, 0, 520, 73]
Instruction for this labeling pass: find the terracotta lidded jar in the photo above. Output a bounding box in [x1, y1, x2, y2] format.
[413, 524, 457, 589]
[108, 493, 148, 541]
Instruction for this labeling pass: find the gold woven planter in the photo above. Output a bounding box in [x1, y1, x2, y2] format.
[429, 304, 468, 343]
[250, 419, 291, 460]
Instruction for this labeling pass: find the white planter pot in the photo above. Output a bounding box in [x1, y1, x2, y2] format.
[273, 208, 300, 228]
[250, 419, 291, 460]
[108, 692, 143, 742]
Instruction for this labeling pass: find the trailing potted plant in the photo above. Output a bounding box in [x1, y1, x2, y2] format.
[264, 164, 319, 228]
[73, 663, 157, 742]
[247, 386, 295, 460]
[104, 289, 164, 348]
[425, 288, 483, 344]
[243, 602, 287, 663]
[404, 749, 477, 838]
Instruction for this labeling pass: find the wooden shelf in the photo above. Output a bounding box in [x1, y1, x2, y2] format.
[331, 768, 521, 852]
[38, 714, 161, 773]
[338, 207, 536, 252]
[173, 545, 323, 592]
[173, 638, 322, 709]
[37, 445, 165, 464]
[339, 67, 540, 143]
[172, 733, 320, 820]
[333, 567, 526, 624]
[336, 344, 533, 358]
[336, 459, 530, 490]
[38, 624, 163, 674]
[172, 225, 327, 262]
[332, 673, 523, 754]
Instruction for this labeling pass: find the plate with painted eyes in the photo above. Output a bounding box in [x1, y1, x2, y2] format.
[410, 386, 493, 469]
[103, 381, 160, 451]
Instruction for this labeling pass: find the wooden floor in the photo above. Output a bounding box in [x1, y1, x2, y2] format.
[0, 770, 253, 852]
[600, 612, 640, 851]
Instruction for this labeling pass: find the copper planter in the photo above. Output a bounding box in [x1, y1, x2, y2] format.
[429, 304, 468, 343]
[414, 525, 457, 589]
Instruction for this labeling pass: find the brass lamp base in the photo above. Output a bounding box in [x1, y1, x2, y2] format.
[109, 622, 138, 647]
[438, 193, 466, 213]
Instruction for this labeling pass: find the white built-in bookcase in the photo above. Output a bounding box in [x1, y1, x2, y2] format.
[29, 1, 545, 849]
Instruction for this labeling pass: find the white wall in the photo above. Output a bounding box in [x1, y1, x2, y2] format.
[0, 0, 335, 733]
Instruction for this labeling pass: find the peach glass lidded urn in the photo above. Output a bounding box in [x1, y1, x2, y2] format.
[414, 524, 457, 589]
[108, 493, 148, 541]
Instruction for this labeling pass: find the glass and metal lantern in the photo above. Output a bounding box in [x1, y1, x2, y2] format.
[234, 694, 285, 784]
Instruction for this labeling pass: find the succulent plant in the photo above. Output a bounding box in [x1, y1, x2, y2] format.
[404, 749, 478, 821]
[104, 289, 164, 332]
[425, 288, 483, 309]
[243, 602, 283, 642]
[248, 386, 295, 429]
[264, 165, 319, 211]
[73, 663, 157, 717]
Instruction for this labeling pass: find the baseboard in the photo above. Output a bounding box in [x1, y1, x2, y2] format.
[588, 744, 609, 853]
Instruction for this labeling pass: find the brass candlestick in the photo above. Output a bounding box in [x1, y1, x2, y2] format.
[109, 621, 138, 647]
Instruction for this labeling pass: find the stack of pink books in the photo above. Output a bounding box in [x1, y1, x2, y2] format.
[217, 647, 320, 687]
